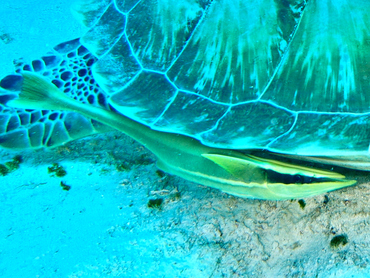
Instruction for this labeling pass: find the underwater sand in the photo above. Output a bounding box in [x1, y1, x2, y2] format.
[1, 1, 370, 277]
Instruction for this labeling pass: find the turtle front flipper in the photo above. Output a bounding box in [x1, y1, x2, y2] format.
[0, 39, 112, 149]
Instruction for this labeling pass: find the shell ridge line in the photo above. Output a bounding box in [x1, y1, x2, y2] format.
[257, 1, 308, 100]
[164, 0, 216, 74]
[198, 105, 231, 138]
[266, 112, 298, 150]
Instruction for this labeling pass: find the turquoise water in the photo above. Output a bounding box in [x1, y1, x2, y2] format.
[1, 0, 370, 277]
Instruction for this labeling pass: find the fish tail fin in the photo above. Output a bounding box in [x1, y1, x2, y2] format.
[8, 72, 73, 111]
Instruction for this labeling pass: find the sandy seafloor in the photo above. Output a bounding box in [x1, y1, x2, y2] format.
[2, 1, 370, 277]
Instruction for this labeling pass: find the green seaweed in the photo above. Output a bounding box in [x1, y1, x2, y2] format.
[5, 161, 20, 171]
[60, 181, 71, 191]
[0, 155, 23, 176]
[0, 164, 9, 176]
[147, 198, 163, 209]
[298, 199, 306, 209]
[330, 234, 348, 249]
[156, 170, 166, 178]
[48, 163, 67, 177]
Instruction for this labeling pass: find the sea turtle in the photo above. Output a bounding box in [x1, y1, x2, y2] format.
[1, 0, 369, 200]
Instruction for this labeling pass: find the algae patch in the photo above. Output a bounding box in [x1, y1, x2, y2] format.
[147, 198, 164, 209]
[330, 234, 348, 249]
[156, 170, 166, 178]
[0, 155, 22, 176]
[298, 199, 306, 209]
[60, 181, 71, 191]
[48, 163, 67, 177]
